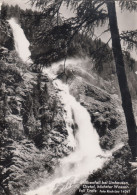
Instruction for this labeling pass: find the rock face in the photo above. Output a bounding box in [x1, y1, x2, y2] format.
[0, 20, 14, 50]
[0, 47, 128, 194]
[0, 20, 133, 195]
[68, 71, 124, 150]
[53, 60, 126, 151]
[0, 49, 71, 194]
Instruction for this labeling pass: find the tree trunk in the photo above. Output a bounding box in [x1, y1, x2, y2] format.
[107, 1, 136, 159]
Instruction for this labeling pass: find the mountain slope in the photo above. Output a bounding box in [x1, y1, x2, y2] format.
[0, 15, 136, 195]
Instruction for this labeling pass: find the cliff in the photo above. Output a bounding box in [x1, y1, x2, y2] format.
[0, 22, 71, 194]
[0, 17, 136, 195]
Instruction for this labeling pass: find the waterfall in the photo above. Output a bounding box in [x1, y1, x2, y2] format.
[8, 18, 32, 63]
[25, 67, 109, 195]
[7, 18, 124, 195]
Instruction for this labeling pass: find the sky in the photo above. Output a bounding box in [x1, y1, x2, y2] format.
[94, 3, 137, 60]
[0, 0, 30, 10]
[0, 0, 137, 60]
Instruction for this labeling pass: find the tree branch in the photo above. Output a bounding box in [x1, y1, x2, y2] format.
[120, 30, 137, 50]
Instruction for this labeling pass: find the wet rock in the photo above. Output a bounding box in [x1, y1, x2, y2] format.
[69, 72, 123, 151]
[0, 20, 14, 50]
[85, 85, 111, 102]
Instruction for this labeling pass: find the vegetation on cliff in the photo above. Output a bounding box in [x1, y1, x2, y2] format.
[0, 2, 137, 195]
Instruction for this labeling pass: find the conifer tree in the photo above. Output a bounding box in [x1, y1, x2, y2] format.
[30, 0, 137, 159]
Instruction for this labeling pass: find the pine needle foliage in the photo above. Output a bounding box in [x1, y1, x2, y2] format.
[29, 0, 108, 35]
[119, 0, 137, 12]
[120, 30, 137, 51]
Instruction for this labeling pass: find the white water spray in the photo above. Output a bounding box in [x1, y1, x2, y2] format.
[25, 67, 110, 195]
[8, 18, 32, 63]
[8, 21, 122, 195]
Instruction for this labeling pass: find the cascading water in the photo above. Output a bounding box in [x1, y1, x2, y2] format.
[8, 18, 32, 63]
[9, 19, 121, 195]
[24, 68, 109, 195]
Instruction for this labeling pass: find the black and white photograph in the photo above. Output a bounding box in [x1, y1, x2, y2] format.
[0, 0, 137, 194]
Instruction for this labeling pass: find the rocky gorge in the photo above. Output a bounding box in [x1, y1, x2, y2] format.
[0, 12, 136, 195]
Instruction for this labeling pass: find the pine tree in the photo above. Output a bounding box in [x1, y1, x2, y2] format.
[106, 1, 136, 159]
[29, 0, 137, 159]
